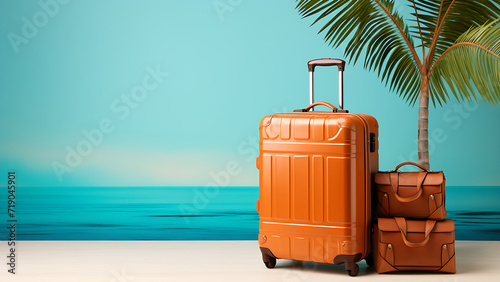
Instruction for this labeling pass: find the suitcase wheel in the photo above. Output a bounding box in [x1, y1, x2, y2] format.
[264, 259, 276, 269]
[334, 253, 362, 277]
[347, 264, 359, 276]
[260, 247, 277, 269]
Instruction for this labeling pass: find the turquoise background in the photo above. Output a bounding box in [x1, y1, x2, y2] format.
[1, 186, 499, 241]
[1, 0, 499, 187]
[0, 1, 499, 241]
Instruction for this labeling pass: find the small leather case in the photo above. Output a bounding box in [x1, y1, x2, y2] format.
[375, 162, 447, 220]
[373, 217, 456, 274]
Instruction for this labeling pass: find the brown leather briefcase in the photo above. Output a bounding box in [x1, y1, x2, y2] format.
[375, 162, 446, 219]
[374, 217, 456, 273]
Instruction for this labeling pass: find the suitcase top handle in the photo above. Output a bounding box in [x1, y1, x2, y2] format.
[293, 101, 348, 113]
[395, 162, 429, 172]
[307, 58, 345, 110]
[394, 218, 437, 248]
[303, 101, 337, 111]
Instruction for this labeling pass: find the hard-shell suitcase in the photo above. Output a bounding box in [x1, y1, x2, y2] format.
[256, 58, 379, 276]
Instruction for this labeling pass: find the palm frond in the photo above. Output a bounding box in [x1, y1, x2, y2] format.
[412, 0, 500, 66]
[408, 0, 427, 56]
[296, 0, 422, 104]
[429, 22, 500, 105]
[408, 0, 441, 50]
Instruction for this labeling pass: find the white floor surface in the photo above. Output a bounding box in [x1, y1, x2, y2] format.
[0, 240, 499, 281]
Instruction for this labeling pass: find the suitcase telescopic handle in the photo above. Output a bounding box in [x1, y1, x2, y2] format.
[307, 58, 346, 111]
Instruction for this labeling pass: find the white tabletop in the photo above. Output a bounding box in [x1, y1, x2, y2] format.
[1, 240, 498, 281]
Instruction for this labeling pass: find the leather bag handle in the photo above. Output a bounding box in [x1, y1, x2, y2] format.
[389, 171, 427, 202]
[395, 217, 436, 248]
[395, 162, 428, 172]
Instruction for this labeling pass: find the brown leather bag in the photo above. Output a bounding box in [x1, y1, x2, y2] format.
[375, 162, 446, 220]
[374, 217, 456, 273]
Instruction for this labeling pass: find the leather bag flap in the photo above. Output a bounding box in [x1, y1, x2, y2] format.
[375, 171, 444, 186]
[378, 218, 454, 233]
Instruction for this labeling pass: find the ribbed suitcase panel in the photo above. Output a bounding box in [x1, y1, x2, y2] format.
[275, 155, 290, 220]
[312, 155, 324, 223]
[293, 155, 309, 221]
[327, 156, 353, 224]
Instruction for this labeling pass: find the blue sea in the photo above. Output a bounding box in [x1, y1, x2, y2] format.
[0, 186, 499, 240]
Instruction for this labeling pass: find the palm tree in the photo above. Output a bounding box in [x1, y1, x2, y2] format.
[296, 0, 500, 169]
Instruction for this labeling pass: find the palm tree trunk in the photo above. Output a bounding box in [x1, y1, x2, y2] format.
[418, 75, 430, 170]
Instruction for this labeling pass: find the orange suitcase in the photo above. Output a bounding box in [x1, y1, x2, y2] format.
[256, 59, 379, 276]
